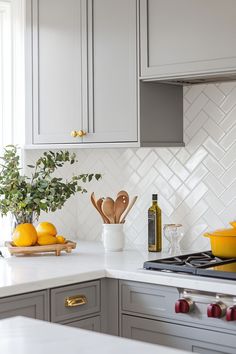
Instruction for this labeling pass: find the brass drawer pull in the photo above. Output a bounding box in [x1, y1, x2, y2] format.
[65, 295, 88, 307]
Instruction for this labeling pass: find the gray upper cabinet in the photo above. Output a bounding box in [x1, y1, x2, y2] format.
[140, 0, 236, 79]
[27, 0, 138, 145]
[26, 0, 185, 148]
[31, 0, 84, 144]
[83, 0, 138, 144]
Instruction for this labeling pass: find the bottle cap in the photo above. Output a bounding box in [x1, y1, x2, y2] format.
[152, 194, 158, 200]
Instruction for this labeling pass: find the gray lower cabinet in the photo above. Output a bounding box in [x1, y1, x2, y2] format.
[120, 280, 236, 354]
[122, 315, 236, 354]
[65, 315, 101, 332]
[50, 280, 102, 333]
[50, 280, 100, 324]
[51, 278, 119, 335]
[0, 290, 49, 321]
[140, 0, 236, 79]
[0, 279, 111, 335]
[120, 279, 179, 319]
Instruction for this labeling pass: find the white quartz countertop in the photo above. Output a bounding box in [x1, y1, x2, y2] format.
[0, 241, 236, 297]
[0, 316, 190, 354]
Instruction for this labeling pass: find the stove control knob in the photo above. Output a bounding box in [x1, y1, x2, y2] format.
[207, 302, 226, 318]
[175, 298, 194, 313]
[226, 306, 236, 321]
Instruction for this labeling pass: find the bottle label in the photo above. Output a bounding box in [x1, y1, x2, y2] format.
[148, 211, 156, 246]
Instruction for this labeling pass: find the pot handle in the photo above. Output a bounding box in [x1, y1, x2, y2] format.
[229, 221, 236, 228]
[203, 233, 210, 238]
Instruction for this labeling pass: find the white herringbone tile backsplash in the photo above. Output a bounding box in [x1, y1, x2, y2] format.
[25, 82, 236, 251]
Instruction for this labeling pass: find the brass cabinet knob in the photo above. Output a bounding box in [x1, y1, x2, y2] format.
[71, 130, 87, 138]
[64, 295, 88, 307]
[71, 130, 78, 138]
[77, 130, 87, 137]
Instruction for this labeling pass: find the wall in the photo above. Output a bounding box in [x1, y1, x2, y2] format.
[25, 82, 236, 251]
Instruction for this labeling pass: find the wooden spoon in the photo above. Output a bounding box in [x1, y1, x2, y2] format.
[102, 197, 115, 224]
[96, 198, 110, 224]
[120, 196, 138, 224]
[114, 195, 129, 223]
[90, 193, 109, 224]
[117, 190, 129, 198]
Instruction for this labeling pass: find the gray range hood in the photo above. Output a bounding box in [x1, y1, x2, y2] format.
[142, 72, 236, 86]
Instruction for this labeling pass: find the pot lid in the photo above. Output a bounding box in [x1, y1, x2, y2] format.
[204, 222, 236, 237]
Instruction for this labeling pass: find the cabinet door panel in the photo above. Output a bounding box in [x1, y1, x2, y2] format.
[32, 0, 83, 144]
[122, 315, 236, 354]
[65, 315, 101, 332]
[120, 280, 178, 319]
[84, 0, 138, 143]
[0, 291, 49, 321]
[140, 0, 236, 78]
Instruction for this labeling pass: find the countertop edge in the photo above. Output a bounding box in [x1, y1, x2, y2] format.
[2, 267, 236, 298]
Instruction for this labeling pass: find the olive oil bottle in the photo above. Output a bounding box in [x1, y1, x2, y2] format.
[148, 194, 162, 252]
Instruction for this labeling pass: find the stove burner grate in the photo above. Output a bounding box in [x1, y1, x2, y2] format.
[185, 253, 222, 267]
[156, 251, 221, 268]
[143, 250, 236, 279]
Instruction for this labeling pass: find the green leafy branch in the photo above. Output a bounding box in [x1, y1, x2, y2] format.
[0, 146, 101, 223]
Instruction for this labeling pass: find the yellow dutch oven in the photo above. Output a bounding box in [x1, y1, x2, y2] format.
[204, 222, 236, 258]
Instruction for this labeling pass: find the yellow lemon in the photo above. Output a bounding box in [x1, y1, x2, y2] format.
[12, 223, 38, 247]
[56, 235, 66, 244]
[37, 234, 58, 245]
[36, 222, 57, 237]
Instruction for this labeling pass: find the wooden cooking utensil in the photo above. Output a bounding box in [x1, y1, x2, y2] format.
[90, 193, 109, 224]
[114, 195, 129, 223]
[102, 197, 115, 224]
[96, 198, 110, 224]
[120, 196, 138, 224]
[117, 190, 129, 198]
[90, 192, 98, 211]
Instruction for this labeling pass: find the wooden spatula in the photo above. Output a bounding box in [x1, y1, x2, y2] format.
[120, 196, 138, 224]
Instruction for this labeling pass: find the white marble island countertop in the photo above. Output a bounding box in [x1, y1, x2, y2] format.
[0, 316, 190, 354]
[0, 241, 236, 297]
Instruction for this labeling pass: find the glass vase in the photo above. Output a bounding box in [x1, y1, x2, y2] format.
[11, 213, 34, 231]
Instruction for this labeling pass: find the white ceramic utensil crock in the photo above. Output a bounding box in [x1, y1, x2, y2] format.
[102, 224, 124, 251]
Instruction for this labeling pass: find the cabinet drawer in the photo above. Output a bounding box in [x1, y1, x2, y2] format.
[0, 290, 49, 321]
[65, 315, 101, 332]
[120, 280, 178, 319]
[51, 280, 100, 322]
[122, 315, 236, 354]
